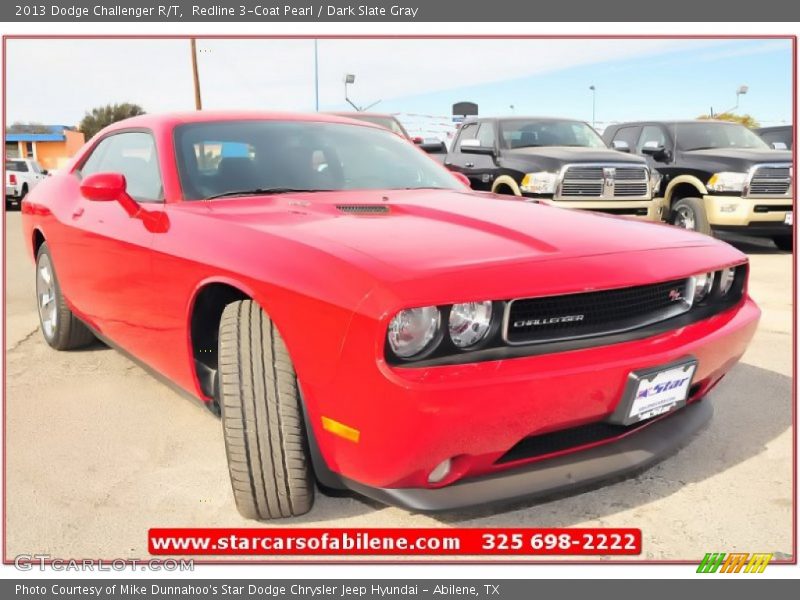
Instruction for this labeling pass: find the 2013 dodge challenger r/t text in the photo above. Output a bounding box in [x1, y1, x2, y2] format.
[21, 112, 760, 520]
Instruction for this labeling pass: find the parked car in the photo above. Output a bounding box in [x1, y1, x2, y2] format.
[22, 111, 759, 520]
[604, 120, 793, 250]
[755, 125, 793, 150]
[327, 111, 448, 157]
[5, 157, 47, 209]
[444, 117, 666, 221]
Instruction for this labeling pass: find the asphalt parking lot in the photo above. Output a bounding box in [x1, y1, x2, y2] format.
[3, 210, 793, 561]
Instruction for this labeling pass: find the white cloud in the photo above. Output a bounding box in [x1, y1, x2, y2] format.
[6, 38, 731, 124]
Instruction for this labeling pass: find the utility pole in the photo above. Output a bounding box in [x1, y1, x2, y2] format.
[314, 39, 319, 112]
[190, 38, 202, 110]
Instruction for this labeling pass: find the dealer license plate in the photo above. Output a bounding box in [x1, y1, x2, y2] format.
[784, 212, 793, 226]
[608, 360, 697, 426]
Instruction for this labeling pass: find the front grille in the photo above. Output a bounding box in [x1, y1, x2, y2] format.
[747, 165, 792, 197]
[505, 278, 690, 345]
[496, 386, 701, 465]
[557, 165, 650, 200]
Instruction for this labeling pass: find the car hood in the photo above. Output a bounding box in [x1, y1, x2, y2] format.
[201, 189, 719, 281]
[502, 146, 646, 165]
[681, 147, 792, 171]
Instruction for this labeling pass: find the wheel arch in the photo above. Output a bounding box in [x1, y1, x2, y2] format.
[491, 175, 522, 196]
[186, 277, 260, 407]
[665, 175, 707, 206]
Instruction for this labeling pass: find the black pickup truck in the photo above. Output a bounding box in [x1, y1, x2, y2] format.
[444, 117, 664, 221]
[603, 120, 793, 250]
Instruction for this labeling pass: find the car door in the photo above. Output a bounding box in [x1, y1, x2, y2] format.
[445, 122, 497, 190]
[636, 124, 683, 185]
[444, 121, 479, 174]
[53, 130, 163, 361]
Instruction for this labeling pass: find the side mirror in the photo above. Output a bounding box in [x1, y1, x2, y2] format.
[40, 169, 49, 175]
[80, 172, 126, 201]
[641, 141, 670, 161]
[452, 172, 471, 188]
[772, 142, 788, 150]
[420, 140, 447, 154]
[611, 140, 631, 153]
[460, 139, 495, 155]
[80, 172, 141, 218]
[411, 136, 424, 145]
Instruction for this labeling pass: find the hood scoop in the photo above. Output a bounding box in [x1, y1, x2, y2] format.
[336, 204, 390, 215]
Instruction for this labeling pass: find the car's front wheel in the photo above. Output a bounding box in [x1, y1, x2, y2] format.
[35, 242, 96, 350]
[218, 299, 314, 520]
[670, 197, 712, 236]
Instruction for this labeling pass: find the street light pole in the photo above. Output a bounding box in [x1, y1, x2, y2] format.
[589, 85, 596, 128]
[190, 38, 202, 110]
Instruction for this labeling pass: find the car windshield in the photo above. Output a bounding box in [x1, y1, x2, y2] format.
[337, 114, 409, 138]
[499, 119, 607, 149]
[174, 120, 459, 200]
[5, 160, 27, 172]
[675, 122, 770, 151]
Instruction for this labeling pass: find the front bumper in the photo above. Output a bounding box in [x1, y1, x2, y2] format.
[343, 399, 712, 512]
[702, 194, 793, 228]
[544, 197, 667, 221]
[304, 294, 760, 504]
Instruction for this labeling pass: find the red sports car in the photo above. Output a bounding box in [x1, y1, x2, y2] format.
[22, 111, 760, 520]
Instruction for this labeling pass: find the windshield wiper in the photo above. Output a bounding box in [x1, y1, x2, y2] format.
[206, 188, 331, 200]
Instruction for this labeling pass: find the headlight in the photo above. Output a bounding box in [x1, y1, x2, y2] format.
[387, 306, 441, 359]
[718, 267, 736, 295]
[448, 301, 494, 349]
[520, 172, 558, 194]
[707, 172, 747, 193]
[649, 170, 662, 194]
[692, 272, 715, 303]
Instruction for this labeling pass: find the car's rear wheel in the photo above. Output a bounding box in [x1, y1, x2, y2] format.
[218, 299, 314, 520]
[35, 243, 96, 350]
[670, 197, 712, 236]
[773, 235, 793, 252]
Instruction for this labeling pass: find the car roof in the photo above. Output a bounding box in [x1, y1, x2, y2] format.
[463, 116, 587, 125]
[99, 110, 386, 135]
[326, 111, 399, 119]
[608, 119, 745, 128]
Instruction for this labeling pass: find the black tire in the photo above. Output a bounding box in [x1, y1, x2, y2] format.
[773, 235, 793, 252]
[20, 184, 28, 201]
[218, 299, 314, 520]
[35, 242, 96, 350]
[670, 197, 712, 236]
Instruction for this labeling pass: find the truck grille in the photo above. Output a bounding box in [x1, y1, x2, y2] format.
[504, 278, 691, 345]
[557, 165, 650, 200]
[747, 165, 792, 197]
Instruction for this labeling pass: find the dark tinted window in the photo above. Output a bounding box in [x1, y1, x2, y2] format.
[476, 122, 496, 147]
[499, 119, 606, 149]
[759, 129, 792, 149]
[456, 123, 479, 149]
[610, 125, 640, 149]
[636, 125, 667, 153]
[5, 160, 28, 172]
[174, 120, 460, 200]
[674, 122, 769, 151]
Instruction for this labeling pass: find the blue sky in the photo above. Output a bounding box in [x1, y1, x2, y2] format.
[6, 38, 793, 135]
[368, 39, 793, 130]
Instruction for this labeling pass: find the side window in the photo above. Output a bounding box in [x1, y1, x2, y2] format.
[637, 125, 667, 154]
[80, 132, 163, 202]
[611, 126, 641, 150]
[456, 123, 479, 150]
[476, 122, 496, 148]
[30, 162, 41, 174]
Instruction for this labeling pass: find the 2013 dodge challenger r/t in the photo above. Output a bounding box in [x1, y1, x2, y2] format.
[21, 112, 760, 520]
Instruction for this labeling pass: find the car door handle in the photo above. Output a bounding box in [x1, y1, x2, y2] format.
[71, 208, 84, 219]
[465, 161, 475, 168]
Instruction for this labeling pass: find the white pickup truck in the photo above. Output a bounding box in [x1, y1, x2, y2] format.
[6, 158, 47, 209]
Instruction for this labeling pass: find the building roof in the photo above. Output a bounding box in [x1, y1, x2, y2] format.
[5, 125, 72, 143]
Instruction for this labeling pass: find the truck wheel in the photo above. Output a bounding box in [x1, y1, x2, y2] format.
[19, 184, 28, 201]
[773, 235, 793, 252]
[35, 243, 96, 350]
[218, 299, 314, 520]
[670, 197, 712, 236]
